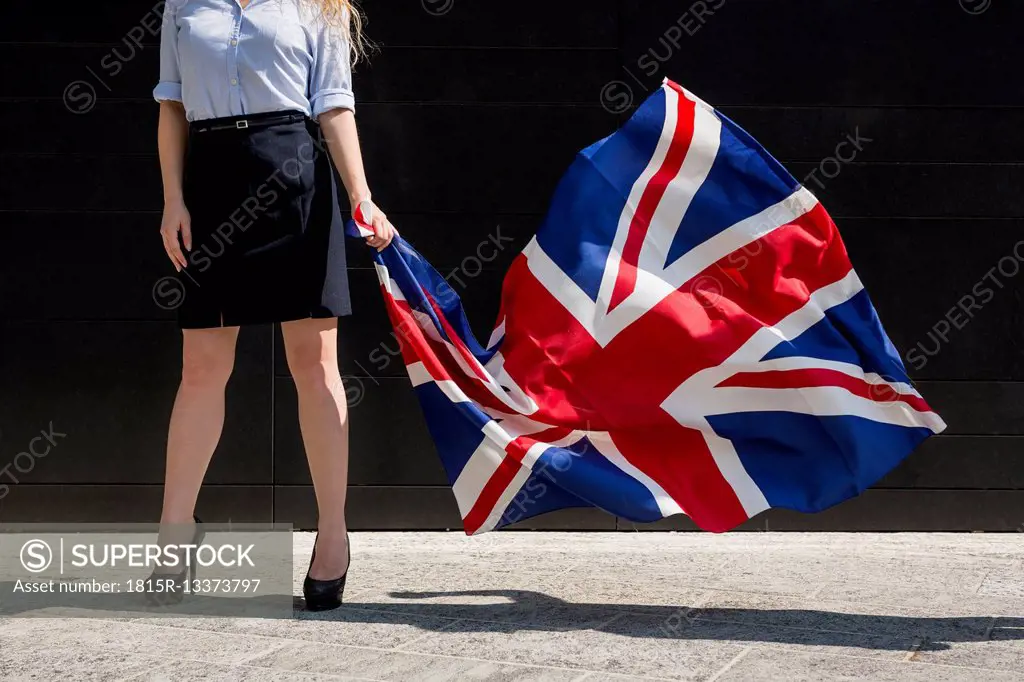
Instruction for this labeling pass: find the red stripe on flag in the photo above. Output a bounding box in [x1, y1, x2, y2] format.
[462, 427, 573, 534]
[462, 456, 522, 535]
[719, 368, 933, 413]
[607, 90, 697, 311]
[379, 288, 454, 383]
[422, 288, 491, 383]
[382, 291, 515, 413]
[611, 427, 751, 532]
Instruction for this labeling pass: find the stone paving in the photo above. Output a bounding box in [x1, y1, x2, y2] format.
[1, 532, 1022, 681]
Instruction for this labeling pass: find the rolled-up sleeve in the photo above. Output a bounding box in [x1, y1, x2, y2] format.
[309, 17, 355, 117]
[153, 2, 182, 102]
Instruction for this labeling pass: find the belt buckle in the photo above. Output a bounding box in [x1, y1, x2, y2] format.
[236, 120, 249, 130]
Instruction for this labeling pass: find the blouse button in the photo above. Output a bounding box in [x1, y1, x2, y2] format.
[231, 39, 238, 46]
[231, 78, 239, 86]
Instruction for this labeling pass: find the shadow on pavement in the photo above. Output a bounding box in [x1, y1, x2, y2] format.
[332, 589, 1023, 652]
[4, 584, 1020, 653]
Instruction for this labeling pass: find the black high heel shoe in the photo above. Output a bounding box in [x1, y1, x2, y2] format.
[303, 531, 350, 612]
[144, 515, 205, 606]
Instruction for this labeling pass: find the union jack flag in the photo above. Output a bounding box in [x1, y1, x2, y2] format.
[350, 79, 946, 534]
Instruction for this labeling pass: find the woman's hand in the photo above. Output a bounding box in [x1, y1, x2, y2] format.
[160, 197, 192, 272]
[356, 198, 396, 252]
[319, 110, 390, 250]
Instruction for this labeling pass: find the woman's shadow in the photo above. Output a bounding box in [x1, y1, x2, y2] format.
[305, 588, 1020, 653]
[3, 583, 1019, 653]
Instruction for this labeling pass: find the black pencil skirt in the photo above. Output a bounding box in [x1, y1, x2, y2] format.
[177, 110, 352, 329]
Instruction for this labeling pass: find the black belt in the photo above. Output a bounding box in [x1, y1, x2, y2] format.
[190, 110, 308, 133]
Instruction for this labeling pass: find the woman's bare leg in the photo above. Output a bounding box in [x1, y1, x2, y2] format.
[281, 317, 350, 580]
[160, 327, 240, 524]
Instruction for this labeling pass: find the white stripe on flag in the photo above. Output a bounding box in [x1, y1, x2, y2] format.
[598, 84, 725, 339]
[634, 88, 722, 280]
[596, 80, 683, 316]
[700, 386, 946, 432]
[471, 441, 549, 534]
[523, 237, 600, 339]
[406, 361, 472, 404]
[401, 300, 540, 415]
[724, 268, 865, 368]
[373, 263, 392, 292]
[405, 361, 432, 387]
[487, 317, 506, 350]
[660, 187, 819, 289]
[734, 356, 925, 400]
[701, 429, 771, 518]
[452, 420, 515, 519]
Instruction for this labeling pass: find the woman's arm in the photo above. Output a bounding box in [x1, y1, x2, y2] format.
[157, 100, 192, 271]
[319, 107, 395, 251]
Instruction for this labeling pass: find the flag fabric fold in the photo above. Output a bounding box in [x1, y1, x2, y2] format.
[348, 79, 946, 534]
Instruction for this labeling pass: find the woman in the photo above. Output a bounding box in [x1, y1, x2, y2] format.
[152, 0, 391, 611]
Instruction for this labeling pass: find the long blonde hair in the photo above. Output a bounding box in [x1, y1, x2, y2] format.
[308, 0, 371, 63]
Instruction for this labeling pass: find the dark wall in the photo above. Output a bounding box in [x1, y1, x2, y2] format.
[1, 1, 1022, 531]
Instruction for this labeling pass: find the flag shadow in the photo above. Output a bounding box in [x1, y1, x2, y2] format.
[328, 589, 1023, 652]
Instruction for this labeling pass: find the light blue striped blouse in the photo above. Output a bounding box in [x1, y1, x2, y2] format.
[154, 0, 355, 122]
